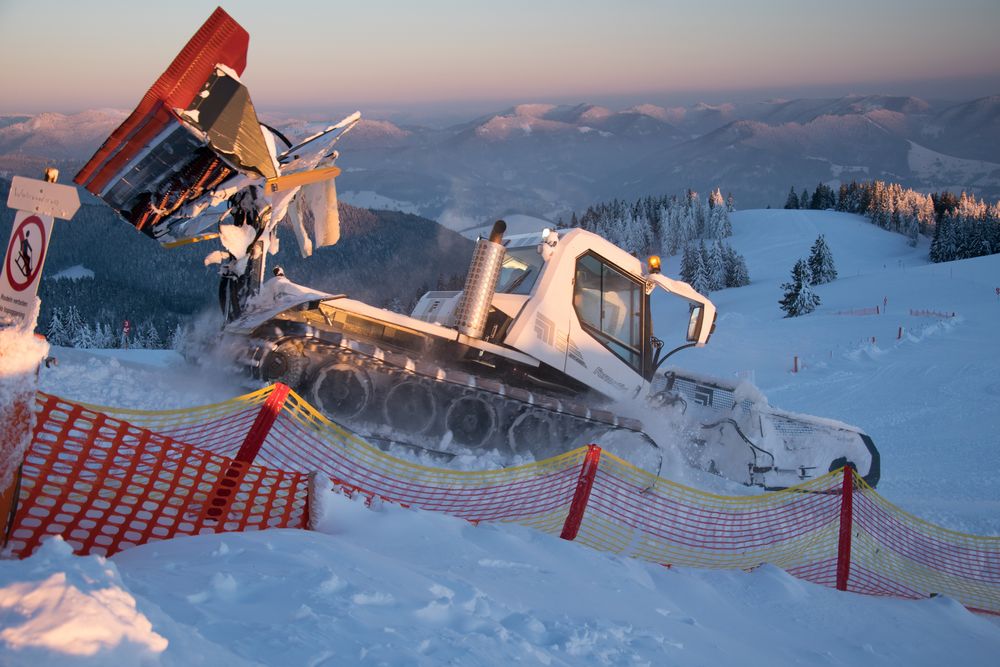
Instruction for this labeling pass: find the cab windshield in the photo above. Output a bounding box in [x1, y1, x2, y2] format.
[496, 247, 544, 295]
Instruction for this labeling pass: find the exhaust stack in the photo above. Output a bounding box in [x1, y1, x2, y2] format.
[454, 220, 506, 339]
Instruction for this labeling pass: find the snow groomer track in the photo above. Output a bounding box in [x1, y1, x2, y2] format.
[7, 384, 1000, 615]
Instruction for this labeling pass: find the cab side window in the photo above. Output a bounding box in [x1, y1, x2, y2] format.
[573, 254, 643, 371]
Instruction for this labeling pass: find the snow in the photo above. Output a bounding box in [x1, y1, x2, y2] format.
[907, 140, 1000, 189]
[339, 190, 420, 215]
[48, 265, 94, 281]
[37, 348, 244, 410]
[4, 209, 1000, 664]
[0, 300, 46, 489]
[0, 537, 168, 663]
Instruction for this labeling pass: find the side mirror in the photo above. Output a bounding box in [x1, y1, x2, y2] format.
[687, 306, 704, 342]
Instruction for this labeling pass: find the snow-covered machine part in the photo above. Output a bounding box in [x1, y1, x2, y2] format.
[228, 224, 879, 490]
[73, 7, 361, 323]
[648, 368, 879, 489]
[453, 221, 507, 339]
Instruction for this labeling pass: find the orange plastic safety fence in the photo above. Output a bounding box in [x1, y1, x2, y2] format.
[578, 452, 845, 578]
[6, 393, 309, 558]
[846, 473, 1000, 612]
[256, 390, 586, 530]
[65, 388, 271, 459]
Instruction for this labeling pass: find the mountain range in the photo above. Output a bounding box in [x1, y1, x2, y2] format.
[1, 94, 998, 232]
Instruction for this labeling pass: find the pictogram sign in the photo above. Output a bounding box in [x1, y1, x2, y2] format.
[1, 211, 55, 325]
[4, 214, 48, 291]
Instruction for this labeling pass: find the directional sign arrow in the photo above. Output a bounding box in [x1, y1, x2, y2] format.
[7, 175, 81, 219]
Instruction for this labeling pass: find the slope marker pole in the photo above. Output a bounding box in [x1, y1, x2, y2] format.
[836, 466, 854, 592]
[560, 445, 602, 541]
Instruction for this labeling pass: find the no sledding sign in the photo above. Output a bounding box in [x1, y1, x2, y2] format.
[4, 213, 48, 291]
[0, 211, 53, 324]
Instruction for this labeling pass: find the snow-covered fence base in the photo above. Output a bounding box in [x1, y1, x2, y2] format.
[6, 385, 1000, 616]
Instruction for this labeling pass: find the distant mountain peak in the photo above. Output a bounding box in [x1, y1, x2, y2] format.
[692, 102, 736, 115]
[510, 103, 558, 118]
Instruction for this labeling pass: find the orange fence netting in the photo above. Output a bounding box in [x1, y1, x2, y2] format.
[6, 393, 308, 558]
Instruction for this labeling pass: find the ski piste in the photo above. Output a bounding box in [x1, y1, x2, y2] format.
[72, 7, 880, 490]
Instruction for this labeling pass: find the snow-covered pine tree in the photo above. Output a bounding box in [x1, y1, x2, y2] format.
[784, 187, 799, 209]
[664, 203, 683, 256]
[91, 322, 113, 348]
[807, 234, 837, 284]
[134, 320, 161, 349]
[779, 259, 820, 317]
[145, 321, 162, 349]
[46, 308, 69, 346]
[620, 208, 650, 256]
[708, 242, 727, 291]
[71, 322, 94, 349]
[691, 248, 711, 295]
[63, 305, 84, 344]
[722, 244, 751, 287]
[707, 189, 732, 239]
[686, 190, 706, 238]
[698, 240, 711, 274]
[837, 183, 850, 211]
[799, 189, 810, 210]
[719, 207, 733, 238]
[169, 323, 188, 351]
[679, 243, 699, 285]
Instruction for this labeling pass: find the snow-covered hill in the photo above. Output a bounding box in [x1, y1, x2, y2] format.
[4, 208, 1000, 665]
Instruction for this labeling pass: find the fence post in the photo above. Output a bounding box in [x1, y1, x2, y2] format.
[836, 466, 854, 591]
[560, 444, 602, 541]
[235, 383, 291, 463]
[206, 383, 291, 521]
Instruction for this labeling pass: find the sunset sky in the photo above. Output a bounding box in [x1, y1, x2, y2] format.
[1, 0, 998, 121]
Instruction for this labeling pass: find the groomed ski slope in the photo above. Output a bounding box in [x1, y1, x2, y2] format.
[3, 208, 997, 665]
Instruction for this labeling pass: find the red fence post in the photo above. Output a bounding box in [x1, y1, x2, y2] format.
[235, 383, 291, 464]
[560, 445, 602, 541]
[836, 466, 854, 591]
[206, 383, 291, 521]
